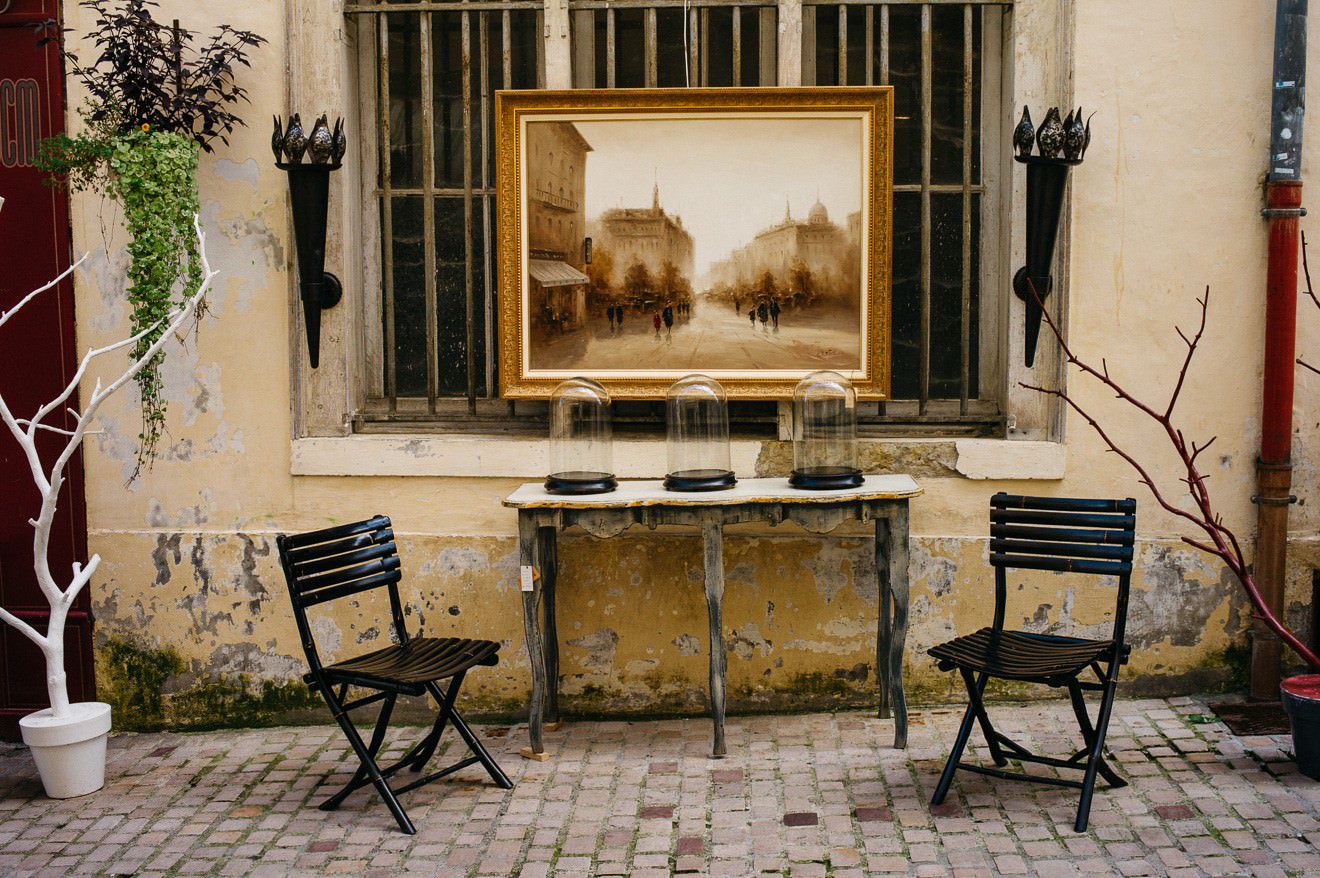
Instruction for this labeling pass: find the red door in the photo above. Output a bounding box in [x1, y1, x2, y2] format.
[0, 0, 94, 739]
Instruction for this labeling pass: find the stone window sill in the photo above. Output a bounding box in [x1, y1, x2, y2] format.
[291, 436, 1065, 481]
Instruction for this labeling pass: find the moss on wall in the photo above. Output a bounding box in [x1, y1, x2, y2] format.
[99, 636, 321, 731]
[99, 637, 185, 727]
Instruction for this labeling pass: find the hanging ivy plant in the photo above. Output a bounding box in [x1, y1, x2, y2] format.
[36, 0, 264, 476]
[106, 128, 204, 462]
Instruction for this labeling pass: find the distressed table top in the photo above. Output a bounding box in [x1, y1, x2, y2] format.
[502, 474, 923, 510]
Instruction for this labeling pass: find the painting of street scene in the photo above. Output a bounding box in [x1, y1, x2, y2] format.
[498, 89, 892, 397]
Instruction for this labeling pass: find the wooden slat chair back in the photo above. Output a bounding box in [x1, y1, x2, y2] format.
[278, 515, 512, 834]
[927, 494, 1137, 832]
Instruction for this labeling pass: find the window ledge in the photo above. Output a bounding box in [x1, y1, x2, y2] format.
[292, 435, 1066, 481]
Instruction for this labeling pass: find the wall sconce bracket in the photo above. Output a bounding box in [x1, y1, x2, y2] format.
[274, 113, 348, 369]
[1014, 153, 1079, 367]
[312, 272, 343, 309]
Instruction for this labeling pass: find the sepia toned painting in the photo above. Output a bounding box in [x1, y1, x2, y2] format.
[496, 88, 893, 399]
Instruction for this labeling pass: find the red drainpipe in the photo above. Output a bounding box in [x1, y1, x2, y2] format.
[1253, 0, 1307, 700]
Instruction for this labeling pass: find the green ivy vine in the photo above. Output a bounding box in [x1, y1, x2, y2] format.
[35, 1, 265, 477]
[107, 130, 205, 470]
[39, 126, 204, 474]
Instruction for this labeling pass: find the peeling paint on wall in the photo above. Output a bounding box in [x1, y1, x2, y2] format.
[85, 523, 1276, 729]
[797, 538, 874, 604]
[1129, 544, 1238, 648]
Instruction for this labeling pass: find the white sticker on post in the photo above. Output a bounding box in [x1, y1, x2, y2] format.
[520, 565, 536, 591]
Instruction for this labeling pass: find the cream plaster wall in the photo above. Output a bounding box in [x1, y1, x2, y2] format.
[56, 0, 1319, 727]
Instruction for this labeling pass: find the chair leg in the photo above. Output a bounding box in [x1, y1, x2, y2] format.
[962, 669, 1009, 767]
[1073, 680, 1122, 833]
[399, 702, 449, 774]
[317, 688, 417, 835]
[412, 674, 511, 791]
[1067, 681, 1126, 789]
[447, 706, 513, 789]
[408, 675, 465, 771]
[931, 699, 978, 806]
[321, 691, 396, 811]
[933, 668, 1026, 809]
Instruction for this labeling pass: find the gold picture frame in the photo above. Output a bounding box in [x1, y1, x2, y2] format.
[496, 87, 892, 399]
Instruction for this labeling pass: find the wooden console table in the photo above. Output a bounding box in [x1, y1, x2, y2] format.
[503, 475, 922, 757]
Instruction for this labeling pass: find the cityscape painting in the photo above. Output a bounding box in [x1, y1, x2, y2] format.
[496, 88, 893, 399]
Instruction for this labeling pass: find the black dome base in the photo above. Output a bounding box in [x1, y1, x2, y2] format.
[789, 466, 864, 491]
[664, 469, 737, 492]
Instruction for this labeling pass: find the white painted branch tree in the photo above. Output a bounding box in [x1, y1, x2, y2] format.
[0, 215, 217, 718]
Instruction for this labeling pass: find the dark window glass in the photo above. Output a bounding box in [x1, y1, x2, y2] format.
[388, 14, 423, 189]
[388, 196, 427, 395]
[890, 191, 920, 400]
[887, 6, 922, 188]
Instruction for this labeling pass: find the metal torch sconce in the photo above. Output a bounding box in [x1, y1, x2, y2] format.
[1012, 106, 1091, 366]
[273, 113, 347, 368]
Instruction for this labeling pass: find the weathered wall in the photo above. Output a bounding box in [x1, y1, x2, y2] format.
[54, 0, 1319, 730]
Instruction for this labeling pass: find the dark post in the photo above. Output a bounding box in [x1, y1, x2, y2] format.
[1253, 0, 1307, 700]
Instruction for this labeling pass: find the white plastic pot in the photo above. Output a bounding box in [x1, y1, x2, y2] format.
[19, 702, 112, 798]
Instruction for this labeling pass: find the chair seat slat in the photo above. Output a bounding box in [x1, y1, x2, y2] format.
[319, 637, 501, 692]
[929, 628, 1115, 681]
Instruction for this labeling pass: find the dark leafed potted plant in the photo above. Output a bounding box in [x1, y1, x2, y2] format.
[37, 0, 264, 475]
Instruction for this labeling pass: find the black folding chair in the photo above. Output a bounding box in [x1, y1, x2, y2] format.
[277, 515, 512, 834]
[928, 493, 1137, 832]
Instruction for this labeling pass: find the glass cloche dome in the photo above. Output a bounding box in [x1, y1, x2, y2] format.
[664, 374, 735, 491]
[789, 370, 863, 490]
[545, 377, 617, 494]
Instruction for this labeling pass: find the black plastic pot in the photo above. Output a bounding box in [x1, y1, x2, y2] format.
[1280, 674, 1320, 780]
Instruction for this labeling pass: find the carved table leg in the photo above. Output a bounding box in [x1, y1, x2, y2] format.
[701, 513, 728, 757]
[876, 515, 892, 722]
[538, 526, 560, 724]
[876, 505, 911, 749]
[518, 514, 548, 756]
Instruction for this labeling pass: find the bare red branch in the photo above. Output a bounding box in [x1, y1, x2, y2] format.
[1299, 233, 1320, 375]
[1021, 277, 1320, 672]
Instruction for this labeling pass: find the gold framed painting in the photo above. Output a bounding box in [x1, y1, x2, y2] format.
[495, 87, 892, 399]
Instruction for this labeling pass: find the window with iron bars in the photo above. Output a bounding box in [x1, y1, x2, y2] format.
[347, 0, 1012, 436]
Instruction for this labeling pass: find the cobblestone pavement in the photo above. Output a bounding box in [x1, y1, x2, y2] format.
[0, 696, 1316, 877]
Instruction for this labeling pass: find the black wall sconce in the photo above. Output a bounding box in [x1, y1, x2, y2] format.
[273, 113, 347, 368]
[1012, 106, 1092, 366]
